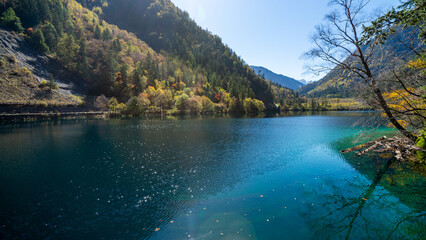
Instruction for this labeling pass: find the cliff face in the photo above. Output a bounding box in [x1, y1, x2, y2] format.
[0, 29, 83, 105]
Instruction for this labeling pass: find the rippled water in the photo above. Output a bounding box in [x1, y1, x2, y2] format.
[0, 113, 425, 239]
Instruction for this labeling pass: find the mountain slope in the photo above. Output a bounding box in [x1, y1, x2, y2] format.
[1, 0, 274, 113]
[0, 29, 81, 105]
[299, 27, 424, 98]
[250, 66, 304, 90]
[75, 0, 274, 106]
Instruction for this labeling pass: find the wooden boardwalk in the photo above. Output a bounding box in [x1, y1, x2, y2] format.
[0, 105, 110, 120]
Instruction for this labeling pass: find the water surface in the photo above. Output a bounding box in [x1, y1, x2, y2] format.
[0, 113, 424, 239]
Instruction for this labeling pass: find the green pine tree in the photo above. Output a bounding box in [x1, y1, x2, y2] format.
[0, 8, 24, 32]
[30, 29, 49, 53]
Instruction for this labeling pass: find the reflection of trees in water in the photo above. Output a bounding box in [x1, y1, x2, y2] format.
[334, 133, 426, 211]
[301, 158, 426, 239]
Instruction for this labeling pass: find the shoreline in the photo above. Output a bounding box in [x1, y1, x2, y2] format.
[0, 107, 376, 123]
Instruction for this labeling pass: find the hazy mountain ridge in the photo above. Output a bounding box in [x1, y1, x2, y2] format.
[250, 66, 304, 91]
[297, 79, 313, 85]
[299, 27, 424, 98]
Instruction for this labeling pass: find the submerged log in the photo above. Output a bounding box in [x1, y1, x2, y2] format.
[340, 137, 387, 154]
[356, 141, 384, 156]
[341, 136, 425, 162]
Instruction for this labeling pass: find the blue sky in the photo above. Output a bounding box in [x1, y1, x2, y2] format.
[171, 0, 401, 82]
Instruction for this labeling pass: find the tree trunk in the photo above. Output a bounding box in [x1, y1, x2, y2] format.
[355, 42, 417, 143]
[340, 136, 388, 153]
[372, 85, 418, 142]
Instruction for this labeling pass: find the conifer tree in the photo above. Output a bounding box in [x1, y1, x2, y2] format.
[94, 25, 102, 39]
[30, 28, 49, 53]
[0, 7, 24, 32]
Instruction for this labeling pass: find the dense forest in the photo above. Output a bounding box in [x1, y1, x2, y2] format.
[0, 0, 274, 114]
[76, 0, 272, 100]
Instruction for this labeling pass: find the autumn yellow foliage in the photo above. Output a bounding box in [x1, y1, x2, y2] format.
[408, 58, 426, 69]
[383, 88, 426, 129]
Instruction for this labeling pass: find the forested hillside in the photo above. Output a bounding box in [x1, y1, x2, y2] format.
[299, 27, 424, 98]
[0, 0, 274, 114]
[2, 0, 420, 115]
[93, 0, 274, 106]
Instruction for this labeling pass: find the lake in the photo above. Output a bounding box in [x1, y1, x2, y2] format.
[0, 112, 425, 239]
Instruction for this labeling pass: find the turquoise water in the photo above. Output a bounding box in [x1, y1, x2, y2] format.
[0, 113, 424, 239]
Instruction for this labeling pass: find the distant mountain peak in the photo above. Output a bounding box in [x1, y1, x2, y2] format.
[297, 79, 313, 85]
[250, 66, 304, 91]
